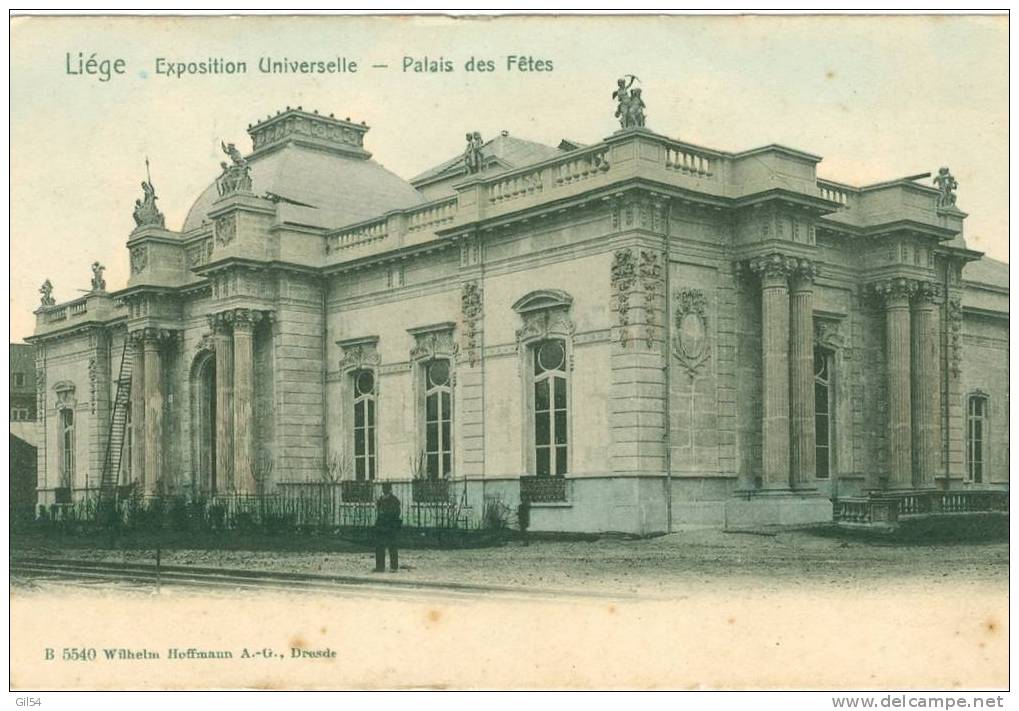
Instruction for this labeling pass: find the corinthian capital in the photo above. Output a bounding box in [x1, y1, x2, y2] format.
[870, 277, 918, 304]
[912, 280, 943, 304]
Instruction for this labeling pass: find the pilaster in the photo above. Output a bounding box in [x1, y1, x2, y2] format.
[911, 280, 943, 488]
[872, 277, 917, 488]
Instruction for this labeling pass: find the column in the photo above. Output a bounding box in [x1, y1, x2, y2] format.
[129, 333, 146, 489]
[912, 281, 943, 488]
[753, 254, 792, 489]
[876, 278, 915, 488]
[211, 315, 234, 492]
[142, 330, 163, 494]
[789, 260, 816, 488]
[232, 310, 257, 494]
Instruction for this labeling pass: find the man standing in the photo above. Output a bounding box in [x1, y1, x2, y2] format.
[374, 482, 402, 572]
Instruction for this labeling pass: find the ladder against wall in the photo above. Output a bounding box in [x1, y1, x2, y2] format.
[96, 338, 132, 522]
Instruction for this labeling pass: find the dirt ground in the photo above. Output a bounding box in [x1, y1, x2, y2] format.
[12, 527, 1008, 597]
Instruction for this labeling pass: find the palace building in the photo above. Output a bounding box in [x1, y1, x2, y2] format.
[26, 93, 1008, 532]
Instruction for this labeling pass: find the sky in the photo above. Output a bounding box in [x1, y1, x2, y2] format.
[9, 14, 1009, 342]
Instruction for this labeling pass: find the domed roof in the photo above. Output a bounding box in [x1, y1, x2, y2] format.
[183, 110, 425, 232]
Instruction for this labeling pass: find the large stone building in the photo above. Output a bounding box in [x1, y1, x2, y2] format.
[25, 93, 1008, 532]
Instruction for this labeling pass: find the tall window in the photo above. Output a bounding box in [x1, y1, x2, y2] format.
[122, 401, 132, 485]
[967, 394, 988, 483]
[12, 372, 25, 388]
[424, 359, 452, 479]
[353, 369, 377, 481]
[814, 348, 832, 479]
[59, 408, 75, 488]
[534, 339, 568, 477]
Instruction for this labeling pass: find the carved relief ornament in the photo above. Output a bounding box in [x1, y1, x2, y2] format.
[672, 288, 710, 378]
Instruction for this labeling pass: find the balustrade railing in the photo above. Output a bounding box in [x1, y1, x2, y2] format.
[818, 180, 854, 209]
[407, 197, 458, 232]
[664, 144, 714, 178]
[834, 489, 1008, 526]
[554, 146, 610, 186]
[326, 218, 388, 253]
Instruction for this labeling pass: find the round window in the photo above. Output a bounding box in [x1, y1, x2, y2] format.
[537, 340, 565, 372]
[355, 370, 375, 396]
[427, 360, 450, 388]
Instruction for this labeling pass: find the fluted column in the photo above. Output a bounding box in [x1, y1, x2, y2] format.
[912, 281, 943, 488]
[231, 309, 258, 494]
[750, 254, 793, 489]
[210, 314, 234, 492]
[129, 333, 146, 488]
[142, 330, 163, 494]
[874, 278, 916, 488]
[789, 260, 816, 488]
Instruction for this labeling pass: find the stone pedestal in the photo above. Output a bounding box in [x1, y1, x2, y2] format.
[911, 282, 943, 487]
[789, 263, 816, 488]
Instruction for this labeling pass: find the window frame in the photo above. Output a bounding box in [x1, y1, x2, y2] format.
[966, 392, 989, 483]
[422, 358, 453, 480]
[352, 368, 378, 482]
[531, 339, 570, 478]
[813, 346, 834, 480]
[59, 407, 75, 489]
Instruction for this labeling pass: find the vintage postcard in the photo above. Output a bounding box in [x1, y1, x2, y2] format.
[8, 13, 1009, 694]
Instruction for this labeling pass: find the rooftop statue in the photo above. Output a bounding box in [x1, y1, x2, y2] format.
[216, 141, 253, 196]
[933, 166, 958, 208]
[132, 179, 166, 229]
[39, 279, 55, 307]
[90, 261, 106, 293]
[613, 75, 646, 130]
[463, 131, 484, 174]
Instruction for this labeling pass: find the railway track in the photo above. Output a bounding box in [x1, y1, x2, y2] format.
[10, 556, 625, 601]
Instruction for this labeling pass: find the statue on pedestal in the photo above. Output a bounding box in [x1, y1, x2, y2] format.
[463, 132, 484, 174]
[216, 141, 253, 196]
[90, 262, 106, 292]
[132, 178, 165, 228]
[39, 279, 55, 307]
[613, 75, 646, 129]
[933, 166, 958, 208]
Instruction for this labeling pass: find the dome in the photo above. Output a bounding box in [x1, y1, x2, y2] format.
[183, 110, 425, 232]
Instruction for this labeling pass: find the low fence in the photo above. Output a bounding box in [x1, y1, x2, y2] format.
[834, 489, 1008, 527]
[30, 479, 519, 534]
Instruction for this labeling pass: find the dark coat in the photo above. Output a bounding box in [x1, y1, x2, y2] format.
[375, 493, 402, 532]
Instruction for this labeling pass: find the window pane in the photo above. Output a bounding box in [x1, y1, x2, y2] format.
[816, 417, 828, 443]
[427, 454, 439, 479]
[554, 376, 566, 410]
[816, 448, 830, 478]
[535, 412, 550, 445]
[535, 379, 549, 412]
[368, 428, 376, 455]
[367, 399, 375, 426]
[426, 393, 437, 421]
[441, 392, 450, 420]
[441, 423, 450, 452]
[354, 430, 365, 455]
[554, 411, 568, 444]
[355, 458, 365, 480]
[536, 447, 550, 477]
[426, 423, 438, 451]
[354, 401, 364, 427]
[815, 383, 828, 414]
[443, 453, 451, 477]
[368, 456, 375, 480]
[555, 446, 568, 476]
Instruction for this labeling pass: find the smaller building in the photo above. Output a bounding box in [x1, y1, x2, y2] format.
[10, 343, 36, 423]
[10, 343, 39, 520]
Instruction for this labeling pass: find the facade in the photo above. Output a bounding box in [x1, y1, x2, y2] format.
[10, 343, 37, 424]
[26, 98, 1008, 533]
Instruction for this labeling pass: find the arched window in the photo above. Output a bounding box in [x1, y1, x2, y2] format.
[967, 394, 988, 483]
[814, 347, 833, 479]
[352, 369, 377, 481]
[533, 339, 568, 477]
[424, 359, 452, 479]
[60, 408, 75, 488]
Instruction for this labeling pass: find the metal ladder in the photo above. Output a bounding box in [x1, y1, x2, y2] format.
[96, 339, 132, 522]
